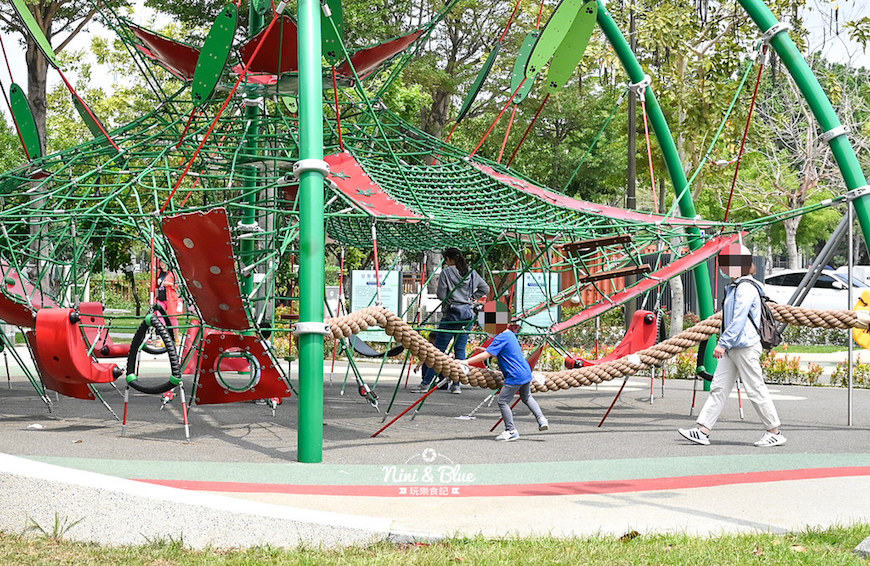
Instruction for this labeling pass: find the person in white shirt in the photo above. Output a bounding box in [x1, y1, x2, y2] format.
[679, 244, 786, 447]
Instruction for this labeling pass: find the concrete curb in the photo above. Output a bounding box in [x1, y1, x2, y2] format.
[0, 453, 394, 549]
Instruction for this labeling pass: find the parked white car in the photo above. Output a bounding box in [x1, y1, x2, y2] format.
[764, 269, 868, 310]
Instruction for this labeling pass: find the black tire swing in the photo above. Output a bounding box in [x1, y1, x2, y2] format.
[125, 311, 182, 395]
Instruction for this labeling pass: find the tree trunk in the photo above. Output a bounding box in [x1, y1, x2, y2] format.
[669, 274, 685, 338]
[125, 266, 141, 316]
[425, 251, 441, 294]
[25, 38, 49, 151]
[783, 216, 801, 269]
[421, 87, 451, 141]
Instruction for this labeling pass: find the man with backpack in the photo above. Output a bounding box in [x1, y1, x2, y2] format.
[678, 244, 787, 447]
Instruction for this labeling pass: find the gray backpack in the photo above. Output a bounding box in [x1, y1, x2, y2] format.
[740, 280, 782, 351]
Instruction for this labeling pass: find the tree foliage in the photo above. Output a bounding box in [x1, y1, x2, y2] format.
[11, 0, 870, 274]
[0, 0, 131, 146]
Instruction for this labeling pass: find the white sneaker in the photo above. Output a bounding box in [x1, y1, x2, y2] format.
[409, 383, 430, 394]
[678, 427, 710, 445]
[495, 429, 519, 442]
[449, 383, 461, 394]
[538, 419, 549, 431]
[754, 431, 787, 447]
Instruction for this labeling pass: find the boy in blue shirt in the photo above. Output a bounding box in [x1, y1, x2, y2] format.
[461, 302, 548, 441]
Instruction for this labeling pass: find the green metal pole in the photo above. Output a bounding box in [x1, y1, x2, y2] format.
[738, 0, 870, 243]
[297, 0, 326, 462]
[597, 1, 718, 375]
[240, 8, 265, 297]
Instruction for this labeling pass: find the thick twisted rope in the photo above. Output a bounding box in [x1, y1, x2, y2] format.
[328, 305, 870, 393]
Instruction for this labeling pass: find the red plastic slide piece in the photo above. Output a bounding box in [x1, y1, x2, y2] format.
[32, 308, 120, 387]
[162, 209, 251, 331]
[564, 310, 658, 368]
[25, 331, 95, 400]
[193, 328, 291, 405]
[325, 152, 424, 218]
[77, 302, 131, 358]
[128, 24, 200, 80]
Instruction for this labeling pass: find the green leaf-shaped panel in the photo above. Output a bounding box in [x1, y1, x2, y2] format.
[71, 92, 117, 152]
[322, 0, 345, 66]
[511, 31, 540, 104]
[10, 0, 59, 69]
[456, 42, 501, 123]
[9, 83, 42, 160]
[525, 0, 587, 79]
[546, 1, 597, 93]
[251, 0, 271, 15]
[192, 4, 238, 106]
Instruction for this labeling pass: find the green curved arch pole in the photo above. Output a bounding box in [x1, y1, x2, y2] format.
[738, 0, 870, 242]
[595, 1, 719, 374]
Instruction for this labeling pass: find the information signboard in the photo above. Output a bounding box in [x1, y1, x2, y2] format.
[516, 271, 560, 332]
[350, 270, 402, 342]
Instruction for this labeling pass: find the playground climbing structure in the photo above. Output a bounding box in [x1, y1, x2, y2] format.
[0, 0, 868, 456]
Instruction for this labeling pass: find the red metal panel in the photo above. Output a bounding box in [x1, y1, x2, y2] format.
[550, 234, 739, 333]
[129, 24, 199, 80]
[336, 30, 425, 79]
[33, 308, 119, 386]
[470, 161, 715, 228]
[193, 329, 291, 405]
[325, 152, 423, 218]
[239, 16, 299, 74]
[26, 331, 95, 400]
[162, 209, 251, 331]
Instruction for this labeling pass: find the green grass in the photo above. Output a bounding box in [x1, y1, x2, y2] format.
[778, 344, 849, 354]
[1, 525, 869, 565]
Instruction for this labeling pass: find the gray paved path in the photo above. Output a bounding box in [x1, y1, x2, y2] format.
[0, 350, 869, 547]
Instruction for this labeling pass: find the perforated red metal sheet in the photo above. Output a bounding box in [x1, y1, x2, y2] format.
[129, 24, 199, 80]
[325, 152, 423, 218]
[162, 209, 251, 331]
[193, 329, 291, 405]
[470, 161, 713, 228]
